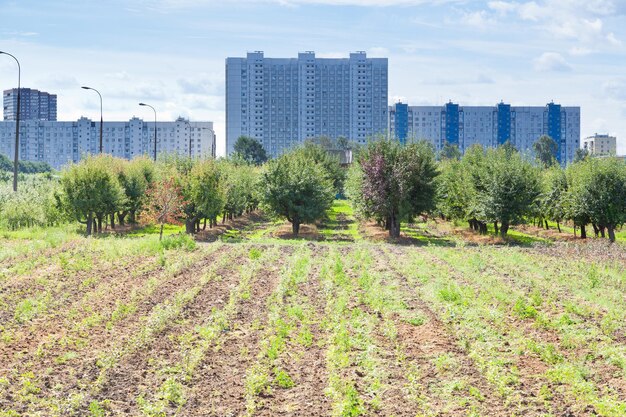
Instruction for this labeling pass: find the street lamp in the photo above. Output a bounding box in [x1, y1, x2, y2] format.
[139, 103, 157, 161]
[81, 86, 103, 153]
[0, 51, 21, 192]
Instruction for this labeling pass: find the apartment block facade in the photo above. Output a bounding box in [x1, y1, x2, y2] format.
[582, 134, 617, 157]
[3, 88, 57, 121]
[0, 117, 216, 170]
[226, 51, 388, 157]
[389, 101, 581, 164]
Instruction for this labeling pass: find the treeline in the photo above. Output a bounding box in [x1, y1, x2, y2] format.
[55, 155, 262, 237]
[347, 139, 626, 242]
[0, 153, 53, 174]
[2, 138, 625, 243]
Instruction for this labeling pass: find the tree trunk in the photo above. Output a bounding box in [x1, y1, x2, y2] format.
[600, 226, 606, 238]
[118, 211, 127, 227]
[292, 221, 300, 236]
[592, 223, 599, 237]
[129, 210, 136, 224]
[86, 214, 93, 236]
[389, 213, 401, 238]
[494, 221, 499, 235]
[203, 218, 207, 230]
[159, 223, 164, 241]
[607, 225, 616, 243]
[544, 220, 549, 230]
[500, 221, 510, 237]
[222, 213, 226, 224]
[196, 219, 201, 233]
[185, 217, 197, 234]
[110, 213, 115, 230]
[96, 215, 103, 233]
[557, 221, 561, 233]
[580, 224, 587, 239]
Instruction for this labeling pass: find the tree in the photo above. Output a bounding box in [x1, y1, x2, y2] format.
[142, 176, 186, 240]
[566, 157, 626, 242]
[533, 135, 558, 168]
[115, 157, 155, 226]
[233, 136, 268, 166]
[260, 151, 334, 236]
[439, 142, 462, 161]
[183, 159, 224, 234]
[296, 141, 346, 195]
[219, 159, 260, 223]
[478, 147, 541, 237]
[574, 148, 589, 163]
[539, 166, 568, 232]
[58, 155, 125, 236]
[350, 139, 438, 238]
[436, 158, 471, 221]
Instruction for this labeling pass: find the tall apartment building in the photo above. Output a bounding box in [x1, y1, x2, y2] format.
[389, 101, 581, 164]
[3, 88, 57, 121]
[0, 117, 216, 170]
[226, 51, 388, 157]
[582, 134, 617, 157]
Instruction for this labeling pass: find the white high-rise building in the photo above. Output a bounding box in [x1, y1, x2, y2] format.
[0, 117, 216, 170]
[389, 101, 581, 164]
[582, 134, 617, 157]
[226, 51, 388, 157]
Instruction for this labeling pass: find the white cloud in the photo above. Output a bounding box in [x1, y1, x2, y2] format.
[459, 10, 496, 28]
[143, 0, 462, 8]
[534, 52, 572, 72]
[483, 1, 622, 49]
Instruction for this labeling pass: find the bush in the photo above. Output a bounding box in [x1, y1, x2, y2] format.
[160, 233, 196, 251]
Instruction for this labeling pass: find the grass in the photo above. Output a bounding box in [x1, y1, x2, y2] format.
[1, 203, 625, 416]
[318, 200, 361, 241]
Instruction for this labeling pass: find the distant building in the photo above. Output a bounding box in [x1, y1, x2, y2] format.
[0, 117, 216, 170]
[582, 134, 617, 157]
[226, 51, 388, 157]
[389, 101, 581, 164]
[3, 88, 57, 121]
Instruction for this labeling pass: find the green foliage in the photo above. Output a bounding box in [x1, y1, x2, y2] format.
[0, 152, 52, 174]
[439, 142, 462, 161]
[297, 141, 346, 194]
[0, 174, 65, 230]
[219, 158, 260, 218]
[260, 149, 335, 236]
[274, 368, 295, 389]
[58, 155, 125, 235]
[160, 233, 196, 251]
[533, 135, 558, 168]
[539, 166, 568, 226]
[349, 139, 438, 237]
[233, 135, 268, 165]
[564, 157, 626, 241]
[438, 144, 541, 236]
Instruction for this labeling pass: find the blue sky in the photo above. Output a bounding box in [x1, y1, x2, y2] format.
[1, 0, 625, 155]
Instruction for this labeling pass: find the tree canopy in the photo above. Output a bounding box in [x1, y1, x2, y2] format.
[233, 136, 268, 166]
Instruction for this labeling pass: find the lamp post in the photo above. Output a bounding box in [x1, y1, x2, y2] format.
[81, 86, 103, 153]
[139, 103, 157, 161]
[0, 51, 21, 192]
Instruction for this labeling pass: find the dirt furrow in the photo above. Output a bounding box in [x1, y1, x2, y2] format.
[181, 246, 293, 416]
[257, 246, 331, 416]
[1, 244, 233, 415]
[379, 245, 512, 417]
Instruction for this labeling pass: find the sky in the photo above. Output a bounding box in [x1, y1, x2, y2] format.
[1, 0, 626, 156]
